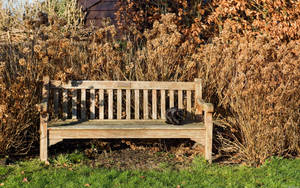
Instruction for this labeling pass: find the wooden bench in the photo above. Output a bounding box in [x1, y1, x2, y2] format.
[39, 77, 214, 163]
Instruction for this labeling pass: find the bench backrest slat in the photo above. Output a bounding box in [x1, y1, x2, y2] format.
[117, 89, 122, 120]
[90, 89, 96, 119]
[72, 89, 77, 119]
[152, 90, 157, 120]
[143, 90, 149, 119]
[81, 89, 86, 119]
[135, 90, 140, 119]
[47, 80, 201, 121]
[126, 89, 131, 120]
[62, 89, 68, 119]
[161, 90, 166, 119]
[108, 89, 113, 119]
[99, 89, 104, 120]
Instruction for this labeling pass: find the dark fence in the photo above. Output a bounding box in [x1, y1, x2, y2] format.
[77, 0, 118, 26]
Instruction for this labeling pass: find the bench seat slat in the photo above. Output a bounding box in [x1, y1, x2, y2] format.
[48, 129, 206, 144]
[48, 120, 204, 129]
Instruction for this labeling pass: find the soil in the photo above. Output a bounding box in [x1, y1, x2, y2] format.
[50, 139, 205, 170]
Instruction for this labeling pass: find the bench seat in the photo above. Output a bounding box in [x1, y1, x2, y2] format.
[48, 120, 205, 129]
[47, 120, 206, 146]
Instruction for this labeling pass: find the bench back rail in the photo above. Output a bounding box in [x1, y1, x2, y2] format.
[45, 79, 203, 121]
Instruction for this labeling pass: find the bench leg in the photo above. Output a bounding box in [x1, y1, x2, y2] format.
[40, 121, 48, 162]
[204, 111, 213, 164]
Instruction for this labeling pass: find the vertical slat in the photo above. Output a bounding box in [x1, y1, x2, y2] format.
[62, 89, 68, 119]
[53, 89, 59, 115]
[178, 90, 183, 109]
[187, 90, 192, 116]
[108, 89, 113, 119]
[152, 90, 157, 119]
[135, 89, 139, 119]
[72, 89, 77, 119]
[117, 89, 122, 119]
[40, 76, 49, 162]
[81, 89, 86, 120]
[161, 90, 166, 119]
[169, 90, 174, 108]
[143, 89, 148, 120]
[195, 78, 202, 118]
[90, 89, 95, 119]
[99, 89, 104, 120]
[126, 89, 131, 120]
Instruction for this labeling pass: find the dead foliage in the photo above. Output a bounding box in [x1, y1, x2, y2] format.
[0, 0, 299, 166]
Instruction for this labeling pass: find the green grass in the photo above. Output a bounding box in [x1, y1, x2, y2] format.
[0, 156, 299, 188]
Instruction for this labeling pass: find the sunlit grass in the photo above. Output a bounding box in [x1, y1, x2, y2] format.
[0, 156, 299, 188]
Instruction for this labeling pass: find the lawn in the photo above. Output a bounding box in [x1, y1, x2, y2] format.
[0, 156, 299, 188]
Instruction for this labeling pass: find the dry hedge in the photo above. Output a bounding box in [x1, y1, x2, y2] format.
[195, 25, 300, 165]
[0, 0, 299, 165]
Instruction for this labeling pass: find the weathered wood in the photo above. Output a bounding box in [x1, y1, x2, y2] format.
[42, 78, 214, 163]
[40, 76, 49, 162]
[194, 78, 202, 99]
[99, 89, 104, 120]
[81, 89, 86, 119]
[161, 90, 166, 119]
[49, 127, 206, 139]
[178, 90, 183, 109]
[126, 89, 131, 120]
[49, 138, 63, 146]
[143, 90, 149, 120]
[195, 79, 202, 118]
[169, 90, 174, 108]
[53, 88, 59, 115]
[205, 111, 213, 164]
[90, 89, 95, 119]
[48, 119, 205, 128]
[72, 89, 77, 119]
[108, 89, 113, 119]
[117, 89, 122, 119]
[197, 99, 214, 113]
[152, 90, 157, 119]
[50, 80, 195, 90]
[62, 89, 68, 119]
[187, 90, 192, 115]
[135, 89, 139, 119]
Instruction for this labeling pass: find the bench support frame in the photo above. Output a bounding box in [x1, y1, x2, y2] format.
[39, 77, 214, 163]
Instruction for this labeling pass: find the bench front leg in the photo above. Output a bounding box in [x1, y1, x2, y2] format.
[40, 114, 48, 162]
[196, 99, 214, 163]
[204, 110, 213, 164]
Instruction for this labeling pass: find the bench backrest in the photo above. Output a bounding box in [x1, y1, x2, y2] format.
[43, 78, 202, 120]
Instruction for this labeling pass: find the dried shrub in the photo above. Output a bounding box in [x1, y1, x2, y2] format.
[0, 1, 198, 155]
[195, 25, 300, 165]
[115, 0, 212, 45]
[0, 0, 299, 166]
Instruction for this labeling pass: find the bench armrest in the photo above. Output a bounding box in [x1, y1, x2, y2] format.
[196, 99, 214, 113]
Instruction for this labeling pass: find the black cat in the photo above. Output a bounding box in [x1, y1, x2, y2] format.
[165, 107, 185, 125]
